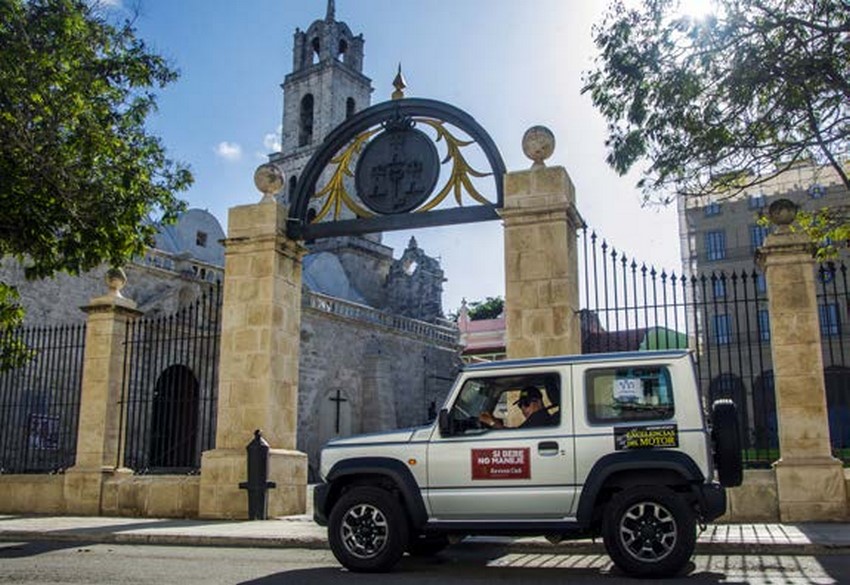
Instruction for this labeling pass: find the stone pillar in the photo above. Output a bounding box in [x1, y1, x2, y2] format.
[756, 199, 848, 521]
[199, 182, 308, 519]
[65, 269, 141, 515]
[500, 126, 582, 359]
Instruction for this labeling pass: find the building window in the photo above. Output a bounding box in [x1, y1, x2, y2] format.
[705, 230, 726, 261]
[756, 273, 767, 293]
[196, 231, 207, 247]
[750, 224, 770, 251]
[819, 303, 840, 337]
[758, 310, 770, 342]
[346, 97, 356, 119]
[748, 193, 766, 209]
[713, 275, 726, 299]
[704, 201, 721, 216]
[809, 184, 826, 199]
[713, 314, 732, 345]
[299, 94, 314, 147]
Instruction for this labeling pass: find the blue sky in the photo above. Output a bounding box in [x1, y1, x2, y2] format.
[118, 0, 683, 314]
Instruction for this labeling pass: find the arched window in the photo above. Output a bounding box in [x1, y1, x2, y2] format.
[311, 37, 320, 64]
[299, 94, 314, 147]
[288, 175, 297, 201]
[337, 39, 348, 61]
[346, 97, 356, 119]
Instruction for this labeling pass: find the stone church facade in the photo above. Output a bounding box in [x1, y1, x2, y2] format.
[0, 3, 460, 480]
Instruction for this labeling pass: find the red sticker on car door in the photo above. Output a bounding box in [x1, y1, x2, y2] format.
[471, 448, 531, 480]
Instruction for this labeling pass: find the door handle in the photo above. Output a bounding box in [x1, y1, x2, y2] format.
[538, 441, 559, 456]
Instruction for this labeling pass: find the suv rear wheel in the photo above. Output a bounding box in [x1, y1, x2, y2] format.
[328, 486, 408, 572]
[602, 485, 696, 577]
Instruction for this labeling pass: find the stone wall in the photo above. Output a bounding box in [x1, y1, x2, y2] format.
[3, 467, 849, 521]
[1, 259, 217, 325]
[298, 306, 460, 480]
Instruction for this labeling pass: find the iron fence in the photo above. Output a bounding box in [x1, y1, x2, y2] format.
[818, 262, 850, 460]
[0, 323, 86, 473]
[119, 282, 222, 474]
[580, 228, 850, 467]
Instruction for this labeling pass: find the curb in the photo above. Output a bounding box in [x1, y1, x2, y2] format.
[2, 530, 849, 556]
[0, 530, 329, 550]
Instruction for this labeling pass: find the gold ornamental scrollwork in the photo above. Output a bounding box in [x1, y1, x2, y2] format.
[311, 128, 379, 222]
[413, 118, 492, 212]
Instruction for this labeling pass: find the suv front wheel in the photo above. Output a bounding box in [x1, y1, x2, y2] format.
[328, 486, 409, 572]
[602, 485, 696, 578]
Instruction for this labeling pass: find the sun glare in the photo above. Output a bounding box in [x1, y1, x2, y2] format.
[678, 0, 714, 19]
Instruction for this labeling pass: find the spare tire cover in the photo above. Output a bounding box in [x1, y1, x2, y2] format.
[711, 399, 743, 487]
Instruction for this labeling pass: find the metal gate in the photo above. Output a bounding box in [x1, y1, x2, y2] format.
[119, 282, 222, 474]
[579, 228, 850, 467]
[0, 323, 86, 473]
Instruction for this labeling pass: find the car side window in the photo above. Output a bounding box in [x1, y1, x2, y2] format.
[448, 373, 561, 433]
[585, 366, 674, 424]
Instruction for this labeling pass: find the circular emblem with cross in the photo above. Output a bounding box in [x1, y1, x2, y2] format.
[355, 127, 440, 215]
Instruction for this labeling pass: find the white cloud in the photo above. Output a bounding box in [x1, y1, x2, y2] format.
[263, 126, 282, 152]
[215, 141, 242, 162]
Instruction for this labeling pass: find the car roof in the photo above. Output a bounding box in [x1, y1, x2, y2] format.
[463, 350, 691, 373]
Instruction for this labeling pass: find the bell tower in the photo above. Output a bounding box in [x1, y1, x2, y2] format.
[271, 0, 373, 208]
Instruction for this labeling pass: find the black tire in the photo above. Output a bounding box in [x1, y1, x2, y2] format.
[602, 485, 696, 578]
[711, 398, 744, 487]
[328, 486, 409, 572]
[407, 533, 450, 557]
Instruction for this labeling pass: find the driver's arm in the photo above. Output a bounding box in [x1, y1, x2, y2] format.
[479, 411, 505, 429]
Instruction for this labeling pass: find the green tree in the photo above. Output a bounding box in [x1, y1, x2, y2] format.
[0, 0, 191, 368]
[583, 0, 849, 205]
[467, 296, 504, 321]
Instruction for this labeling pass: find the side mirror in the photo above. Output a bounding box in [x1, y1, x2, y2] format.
[438, 409, 451, 437]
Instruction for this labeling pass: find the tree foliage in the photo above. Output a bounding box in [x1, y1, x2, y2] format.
[467, 296, 504, 321]
[0, 0, 191, 367]
[583, 0, 849, 202]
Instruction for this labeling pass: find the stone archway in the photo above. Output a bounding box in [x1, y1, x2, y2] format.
[150, 364, 199, 469]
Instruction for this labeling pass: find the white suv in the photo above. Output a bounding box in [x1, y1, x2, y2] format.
[314, 350, 742, 577]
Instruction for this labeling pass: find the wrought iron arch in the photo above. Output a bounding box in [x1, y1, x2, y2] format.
[287, 98, 506, 241]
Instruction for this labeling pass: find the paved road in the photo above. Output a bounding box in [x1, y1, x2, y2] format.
[1, 540, 849, 584]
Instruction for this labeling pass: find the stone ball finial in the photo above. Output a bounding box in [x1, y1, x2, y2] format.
[253, 163, 285, 202]
[768, 198, 798, 226]
[105, 267, 127, 298]
[522, 125, 556, 168]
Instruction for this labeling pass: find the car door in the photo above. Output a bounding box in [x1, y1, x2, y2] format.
[425, 369, 577, 520]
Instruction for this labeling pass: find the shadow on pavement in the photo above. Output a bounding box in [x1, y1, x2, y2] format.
[0, 540, 99, 559]
[238, 550, 848, 585]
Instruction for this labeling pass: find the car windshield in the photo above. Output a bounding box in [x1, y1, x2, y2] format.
[451, 379, 492, 421]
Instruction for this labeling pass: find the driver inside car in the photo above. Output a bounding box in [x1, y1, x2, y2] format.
[479, 386, 555, 429]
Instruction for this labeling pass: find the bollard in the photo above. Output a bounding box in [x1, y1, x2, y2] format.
[238, 429, 277, 520]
